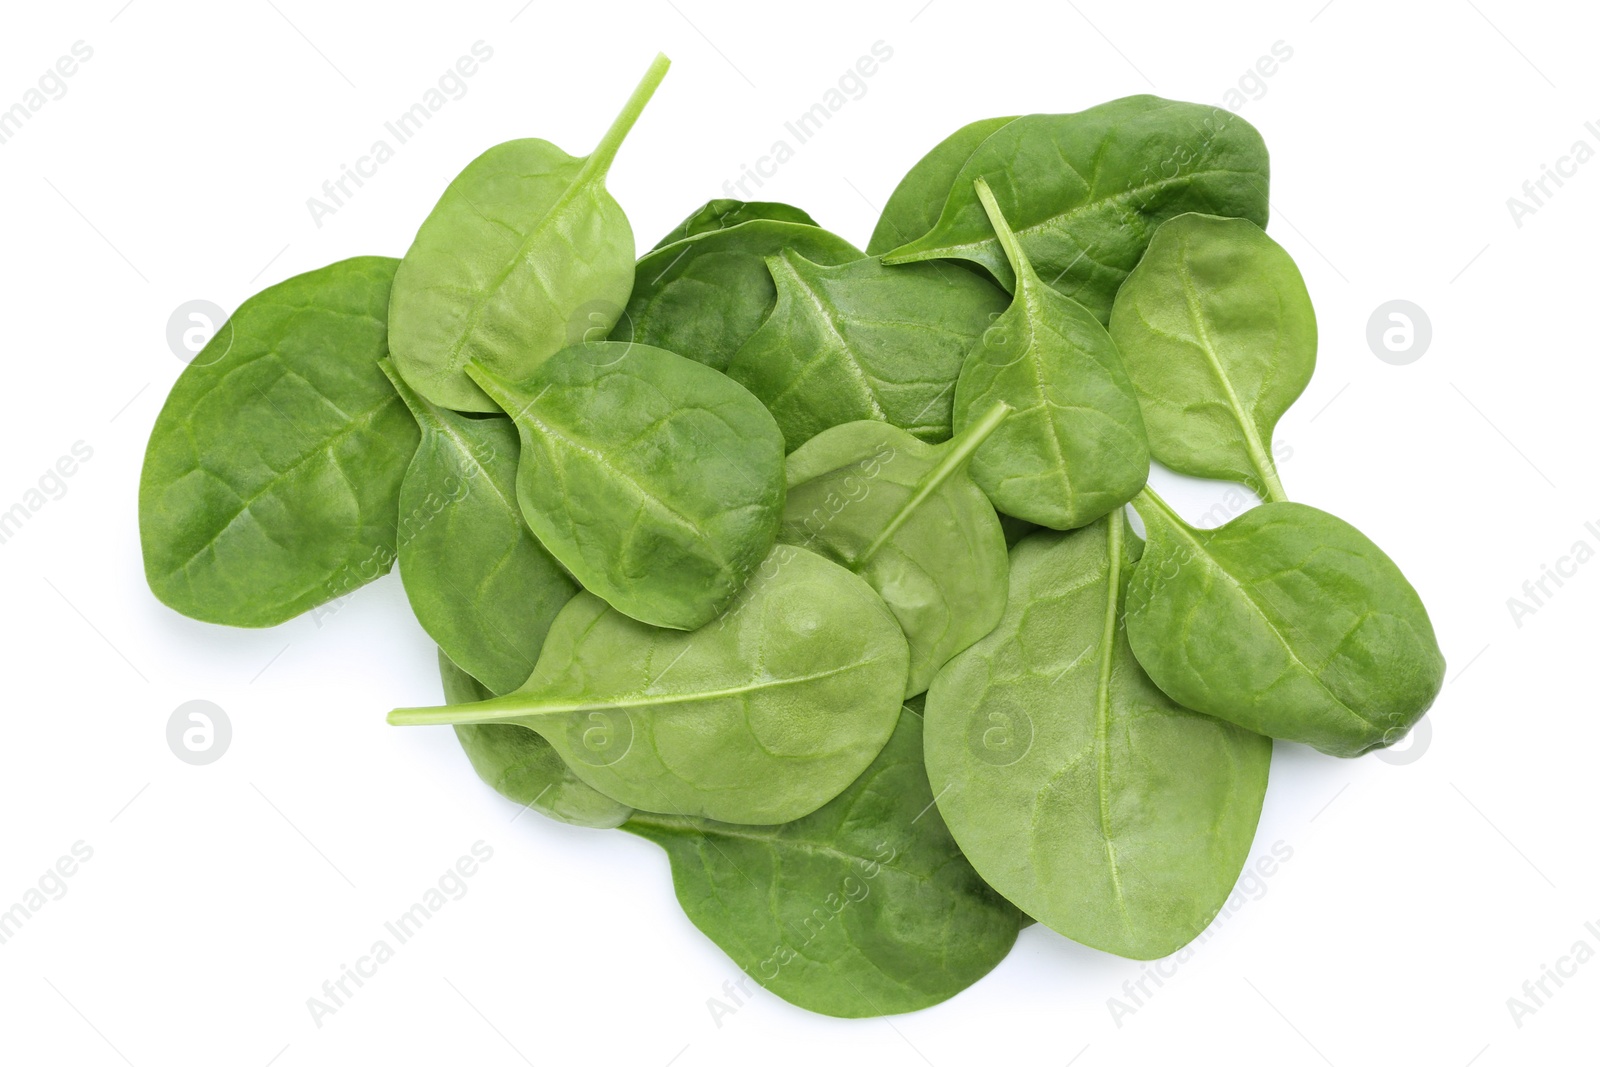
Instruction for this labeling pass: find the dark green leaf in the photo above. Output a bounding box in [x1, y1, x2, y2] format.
[881, 98, 1270, 322]
[953, 180, 1148, 529]
[617, 219, 863, 372]
[650, 199, 820, 250]
[470, 341, 786, 631]
[626, 704, 1021, 1017]
[726, 251, 1009, 449]
[1126, 489, 1445, 758]
[140, 256, 418, 627]
[381, 361, 576, 694]
[866, 114, 1016, 255]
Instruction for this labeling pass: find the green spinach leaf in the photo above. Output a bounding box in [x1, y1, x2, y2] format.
[469, 341, 786, 631]
[389, 54, 670, 411]
[650, 199, 820, 249]
[781, 405, 1010, 696]
[1126, 488, 1445, 757]
[617, 219, 863, 372]
[881, 98, 1270, 322]
[391, 545, 911, 824]
[866, 114, 1016, 255]
[726, 251, 1009, 449]
[1108, 213, 1314, 501]
[380, 361, 577, 694]
[924, 512, 1272, 959]
[626, 703, 1021, 1017]
[952, 180, 1148, 529]
[441, 650, 633, 829]
[140, 256, 418, 627]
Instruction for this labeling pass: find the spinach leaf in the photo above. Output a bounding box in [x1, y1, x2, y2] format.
[469, 341, 786, 631]
[726, 251, 1009, 449]
[1126, 488, 1445, 757]
[391, 545, 911, 824]
[924, 512, 1272, 959]
[781, 405, 1010, 696]
[379, 361, 577, 694]
[626, 702, 1021, 1017]
[140, 256, 419, 627]
[952, 180, 1148, 529]
[441, 650, 633, 829]
[389, 54, 670, 411]
[866, 115, 1016, 255]
[650, 199, 820, 249]
[617, 219, 863, 372]
[1108, 213, 1314, 501]
[881, 98, 1270, 322]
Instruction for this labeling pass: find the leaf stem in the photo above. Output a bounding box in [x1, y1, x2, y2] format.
[1130, 485, 1189, 532]
[859, 402, 1011, 564]
[973, 177, 1035, 288]
[1252, 459, 1288, 504]
[582, 52, 671, 181]
[389, 662, 872, 727]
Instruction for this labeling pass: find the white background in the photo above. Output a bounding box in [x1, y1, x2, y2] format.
[0, 1, 1594, 1064]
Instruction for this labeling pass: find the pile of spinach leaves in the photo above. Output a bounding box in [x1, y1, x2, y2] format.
[139, 58, 1444, 1017]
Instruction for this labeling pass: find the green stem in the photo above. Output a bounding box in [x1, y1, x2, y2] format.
[389, 663, 867, 727]
[972, 177, 1036, 288]
[1252, 459, 1288, 504]
[1129, 484, 1190, 532]
[859, 402, 1011, 564]
[582, 52, 671, 181]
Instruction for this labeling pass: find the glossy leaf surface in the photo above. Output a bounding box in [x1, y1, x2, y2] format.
[1126, 490, 1445, 757]
[882, 98, 1270, 322]
[727, 251, 1008, 449]
[470, 342, 786, 631]
[953, 180, 1148, 529]
[618, 219, 863, 372]
[626, 704, 1021, 1017]
[381, 361, 577, 694]
[650, 199, 820, 249]
[867, 115, 1017, 256]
